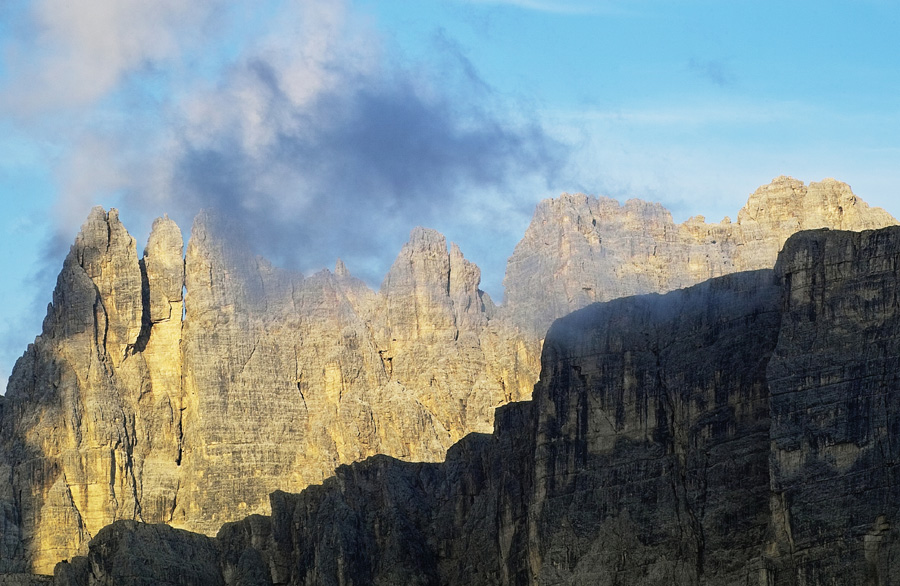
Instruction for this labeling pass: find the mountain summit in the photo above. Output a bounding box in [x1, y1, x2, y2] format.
[0, 177, 894, 575]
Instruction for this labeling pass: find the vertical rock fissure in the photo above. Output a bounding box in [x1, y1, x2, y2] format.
[168, 480, 180, 523]
[120, 409, 143, 522]
[130, 258, 153, 355]
[175, 259, 187, 469]
[62, 473, 90, 542]
[105, 216, 112, 256]
[444, 249, 452, 297]
[92, 295, 108, 357]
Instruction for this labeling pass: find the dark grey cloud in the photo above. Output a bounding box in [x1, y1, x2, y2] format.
[12, 0, 568, 295]
[148, 28, 567, 285]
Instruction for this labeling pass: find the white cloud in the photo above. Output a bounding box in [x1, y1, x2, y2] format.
[2, 0, 222, 112]
[177, 1, 377, 160]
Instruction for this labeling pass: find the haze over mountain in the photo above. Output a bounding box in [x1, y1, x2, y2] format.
[0, 176, 894, 580]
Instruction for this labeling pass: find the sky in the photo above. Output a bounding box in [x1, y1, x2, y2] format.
[1, 0, 899, 390]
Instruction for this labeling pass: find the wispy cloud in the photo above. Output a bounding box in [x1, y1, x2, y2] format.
[549, 100, 800, 128]
[1, 0, 224, 113]
[1, 0, 566, 285]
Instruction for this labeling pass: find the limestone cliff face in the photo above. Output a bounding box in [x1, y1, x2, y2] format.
[503, 176, 897, 337]
[0, 177, 896, 574]
[0, 210, 534, 570]
[764, 228, 900, 583]
[371, 227, 515, 440]
[204, 267, 782, 586]
[0, 209, 184, 574]
[175, 213, 451, 535]
[52, 225, 900, 586]
[173, 214, 536, 539]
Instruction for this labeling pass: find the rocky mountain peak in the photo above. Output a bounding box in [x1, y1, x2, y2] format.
[143, 216, 184, 325]
[381, 227, 450, 293]
[334, 258, 350, 277]
[737, 175, 894, 230]
[50, 224, 900, 586]
[379, 227, 463, 346]
[60, 206, 144, 366]
[1, 177, 897, 575]
[448, 242, 481, 298]
[503, 177, 897, 337]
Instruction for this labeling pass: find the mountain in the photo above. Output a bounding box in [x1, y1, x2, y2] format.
[53, 225, 900, 585]
[503, 175, 896, 336]
[0, 177, 894, 575]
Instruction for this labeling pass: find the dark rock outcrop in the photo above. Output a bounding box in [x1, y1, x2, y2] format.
[53, 521, 221, 586]
[764, 228, 900, 584]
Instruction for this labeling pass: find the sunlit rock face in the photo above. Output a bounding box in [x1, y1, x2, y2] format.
[53, 226, 900, 586]
[0, 211, 534, 572]
[0, 176, 895, 573]
[503, 176, 897, 338]
[174, 214, 519, 536]
[0, 209, 182, 574]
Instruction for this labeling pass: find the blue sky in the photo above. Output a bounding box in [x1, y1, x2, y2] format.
[1, 0, 899, 389]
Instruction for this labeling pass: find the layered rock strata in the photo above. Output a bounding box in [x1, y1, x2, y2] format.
[0, 177, 895, 573]
[53, 226, 900, 585]
[0, 210, 176, 573]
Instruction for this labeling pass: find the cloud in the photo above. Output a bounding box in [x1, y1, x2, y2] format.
[10, 0, 567, 286]
[1, 0, 224, 113]
[159, 14, 564, 282]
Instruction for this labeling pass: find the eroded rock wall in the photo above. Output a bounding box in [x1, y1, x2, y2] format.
[0, 210, 184, 574]
[206, 269, 780, 585]
[763, 226, 900, 584]
[48, 225, 900, 585]
[0, 210, 535, 571]
[529, 268, 780, 585]
[1, 177, 896, 574]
